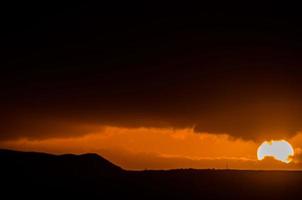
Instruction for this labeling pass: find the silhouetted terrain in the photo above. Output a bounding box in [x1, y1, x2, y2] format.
[1, 149, 302, 199]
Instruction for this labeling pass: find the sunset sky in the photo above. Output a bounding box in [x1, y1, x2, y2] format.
[2, 3, 302, 170]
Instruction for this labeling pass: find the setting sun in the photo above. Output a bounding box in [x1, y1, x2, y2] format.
[257, 140, 294, 163]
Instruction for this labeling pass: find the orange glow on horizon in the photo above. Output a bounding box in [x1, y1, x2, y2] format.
[1, 126, 302, 170]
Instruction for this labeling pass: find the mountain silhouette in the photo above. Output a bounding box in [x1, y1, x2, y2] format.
[0, 149, 122, 177]
[1, 149, 302, 199]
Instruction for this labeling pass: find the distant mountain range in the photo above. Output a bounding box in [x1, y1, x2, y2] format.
[1, 149, 302, 199]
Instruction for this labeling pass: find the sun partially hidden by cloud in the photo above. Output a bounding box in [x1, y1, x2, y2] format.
[257, 140, 294, 163]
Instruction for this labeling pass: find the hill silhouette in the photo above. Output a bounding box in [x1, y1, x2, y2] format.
[0, 149, 122, 177]
[1, 149, 302, 199]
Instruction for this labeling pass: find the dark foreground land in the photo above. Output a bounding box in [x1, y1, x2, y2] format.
[1, 149, 301, 199]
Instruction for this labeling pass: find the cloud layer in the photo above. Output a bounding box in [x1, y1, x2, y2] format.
[2, 65, 302, 140]
[2, 9, 302, 140]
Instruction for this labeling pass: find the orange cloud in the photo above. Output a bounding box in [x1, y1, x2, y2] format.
[1, 127, 302, 170]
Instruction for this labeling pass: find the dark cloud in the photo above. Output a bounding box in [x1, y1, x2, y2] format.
[1, 4, 302, 140]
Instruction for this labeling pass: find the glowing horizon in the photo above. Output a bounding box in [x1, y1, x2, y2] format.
[1, 126, 302, 170]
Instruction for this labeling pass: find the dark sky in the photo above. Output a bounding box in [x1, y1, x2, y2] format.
[1, 3, 302, 141]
